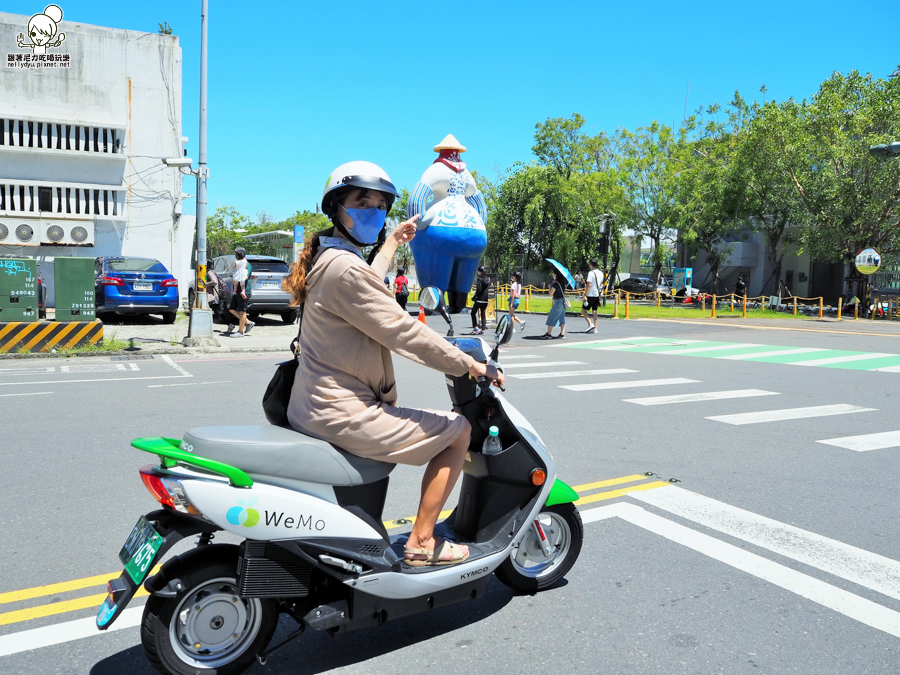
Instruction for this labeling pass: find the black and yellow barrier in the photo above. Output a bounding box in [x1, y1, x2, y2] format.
[0, 320, 103, 353]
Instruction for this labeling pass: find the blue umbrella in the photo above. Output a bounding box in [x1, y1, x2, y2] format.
[545, 258, 576, 289]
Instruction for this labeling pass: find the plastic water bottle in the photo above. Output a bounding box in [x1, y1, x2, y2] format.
[482, 426, 502, 456]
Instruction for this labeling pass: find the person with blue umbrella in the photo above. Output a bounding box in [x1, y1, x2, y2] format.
[541, 260, 572, 339]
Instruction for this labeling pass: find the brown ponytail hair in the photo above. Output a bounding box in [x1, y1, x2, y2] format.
[282, 225, 335, 305]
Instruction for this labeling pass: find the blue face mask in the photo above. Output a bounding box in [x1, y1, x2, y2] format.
[340, 205, 387, 245]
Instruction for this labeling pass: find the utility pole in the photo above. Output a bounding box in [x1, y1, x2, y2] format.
[184, 0, 217, 346]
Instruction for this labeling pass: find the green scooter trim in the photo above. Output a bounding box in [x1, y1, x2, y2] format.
[131, 436, 254, 488]
[545, 478, 578, 506]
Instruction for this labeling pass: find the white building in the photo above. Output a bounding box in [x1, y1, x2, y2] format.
[0, 10, 193, 306]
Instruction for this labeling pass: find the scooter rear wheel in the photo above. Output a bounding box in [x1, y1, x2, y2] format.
[141, 545, 279, 675]
[495, 503, 583, 593]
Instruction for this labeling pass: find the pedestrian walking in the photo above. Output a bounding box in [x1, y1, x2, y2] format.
[734, 275, 747, 297]
[581, 258, 604, 334]
[541, 270, 567, 339]
[574, 272, 584, 290]
[470, 265, 490, 334]
[508, 271, 526, 332]
[393, 267, 410, 310]
[225, 247, 254, 337]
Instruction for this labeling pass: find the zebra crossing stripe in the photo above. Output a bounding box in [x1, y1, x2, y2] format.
[793, 353, 896, 367]
[623, 389, 780, 406]
[706, 404, 876, 425]
[872, 365, 900, 373]
[508, 368, 638, 380]
[717, 347, 824, 361]
[561, 378, 699, 392]
[653, 342, 762, 355]
[500, 361, 585, 369]
[817, 431, 900, 452]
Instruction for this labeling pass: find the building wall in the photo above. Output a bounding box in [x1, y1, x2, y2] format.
[0, 12, 192, 306]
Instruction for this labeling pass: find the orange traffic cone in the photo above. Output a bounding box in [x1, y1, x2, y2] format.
[418, 305, 427, 324]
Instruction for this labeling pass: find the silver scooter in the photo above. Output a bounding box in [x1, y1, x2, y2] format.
[96, 288, 583, 675]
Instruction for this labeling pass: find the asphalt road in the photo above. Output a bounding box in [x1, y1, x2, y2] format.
[2, 316, 900, 674]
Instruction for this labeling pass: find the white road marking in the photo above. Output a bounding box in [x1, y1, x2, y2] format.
[871, 365, 900, 373]
[817, 430, 900, 452]
[561, 378, 699, 392]
[547, 336, 656, 347]
[0, 606, 143, 658]
[161, 355, 193, 378]
[592, 499, 900, 640]
[0, 366, 55, 376]
[624, 389, 780, 406]
[0, 391, 52, 397]
[793, 353, 896, 367]
[716, 347, 825, 361]
[632, 486, 900, 602]
[60, 363, 128, 373]
[0, 375, 191, 387]
[509, 368, 638, 380]
[500, 361, 585, 369]
[706, 404, 876, 425]
[592, 342, 698, 351]
[148, 380, 232, 388]
[653, 343, 761, 355]
[496, 354, 544, 360]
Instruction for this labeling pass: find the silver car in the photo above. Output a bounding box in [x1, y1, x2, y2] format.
[213, 254, 298, 324]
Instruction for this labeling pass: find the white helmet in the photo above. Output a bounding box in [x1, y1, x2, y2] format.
[321, 161, 399, 217]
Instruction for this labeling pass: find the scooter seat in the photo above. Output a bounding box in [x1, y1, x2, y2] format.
[182, 425, 394, 486]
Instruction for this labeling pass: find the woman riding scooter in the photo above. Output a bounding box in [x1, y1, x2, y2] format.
[282, 161, 504, 567]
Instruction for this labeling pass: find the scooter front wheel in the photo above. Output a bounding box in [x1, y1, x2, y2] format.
[141, 545, 279, 675]
[495, 503, 583, 592]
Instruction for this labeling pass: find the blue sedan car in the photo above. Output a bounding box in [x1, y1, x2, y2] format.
[94, 257, 179, 323]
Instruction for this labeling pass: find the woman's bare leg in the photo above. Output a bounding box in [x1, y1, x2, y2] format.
[408, 420, 472, 552]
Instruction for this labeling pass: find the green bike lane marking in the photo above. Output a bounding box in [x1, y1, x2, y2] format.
[555, 336, 900, 371]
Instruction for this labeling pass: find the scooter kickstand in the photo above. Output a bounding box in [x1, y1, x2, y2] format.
[532, 519, 553, 557]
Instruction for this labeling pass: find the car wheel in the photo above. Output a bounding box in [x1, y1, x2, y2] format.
[188, 289, 195, 308]
[162, 312, 177, 324]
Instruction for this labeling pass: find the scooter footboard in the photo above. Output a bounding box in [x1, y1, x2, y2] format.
[96, 510, 218, 630]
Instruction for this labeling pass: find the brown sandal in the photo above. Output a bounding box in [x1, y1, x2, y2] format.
[403, 538, 470, 567]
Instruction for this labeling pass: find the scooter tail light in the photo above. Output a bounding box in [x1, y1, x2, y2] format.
[531, 469, 546, 486]
[139, 465, 201, 516]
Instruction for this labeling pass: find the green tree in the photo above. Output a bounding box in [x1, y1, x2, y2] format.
[784, 71, 900, 295]
[616, 121, 687, 284]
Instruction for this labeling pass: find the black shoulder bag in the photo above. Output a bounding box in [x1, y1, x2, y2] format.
[262, 304, 303, 428]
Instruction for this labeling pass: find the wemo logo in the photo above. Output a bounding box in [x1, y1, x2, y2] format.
[226, 498, 260, 528]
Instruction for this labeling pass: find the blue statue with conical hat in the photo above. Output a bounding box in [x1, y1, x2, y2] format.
[407, 135, 488, 312]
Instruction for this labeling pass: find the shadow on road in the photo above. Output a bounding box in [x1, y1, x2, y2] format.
[90, 580, 518, 675]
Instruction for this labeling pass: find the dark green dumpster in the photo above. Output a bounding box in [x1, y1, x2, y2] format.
[55, 257, 96, 322]
[0, 258, 38, 322]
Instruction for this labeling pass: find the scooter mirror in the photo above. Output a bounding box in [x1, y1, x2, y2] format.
[495, 314, 513, 345]
[419, 286, 442, 311]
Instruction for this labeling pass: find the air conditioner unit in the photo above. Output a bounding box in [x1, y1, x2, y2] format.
[0, 220, 40, 247]
[41, 221, 95, 246]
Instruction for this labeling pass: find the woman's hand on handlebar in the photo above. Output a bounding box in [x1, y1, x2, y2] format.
[469, 362, 505, 389]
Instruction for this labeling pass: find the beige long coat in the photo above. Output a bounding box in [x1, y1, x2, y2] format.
[287, 244, 475, 466]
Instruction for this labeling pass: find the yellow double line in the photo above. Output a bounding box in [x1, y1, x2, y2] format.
[0, 473, 668, 628]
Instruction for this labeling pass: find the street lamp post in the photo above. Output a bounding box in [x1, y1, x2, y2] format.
[183, 0, 217, 346]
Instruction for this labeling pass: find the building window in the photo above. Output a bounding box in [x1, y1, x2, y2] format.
[38, 186, 52, 212]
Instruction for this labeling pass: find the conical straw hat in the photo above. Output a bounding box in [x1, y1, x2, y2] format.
[433, 134, 467, 153]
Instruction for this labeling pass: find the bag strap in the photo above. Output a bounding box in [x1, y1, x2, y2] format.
[290, 303, 303, 359]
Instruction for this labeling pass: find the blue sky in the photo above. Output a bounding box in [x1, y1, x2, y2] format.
[5, 0, 898, 222]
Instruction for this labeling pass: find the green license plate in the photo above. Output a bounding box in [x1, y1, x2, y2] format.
[119, 516, 163, 585]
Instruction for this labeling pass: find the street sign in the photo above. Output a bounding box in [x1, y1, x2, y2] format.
[854, 248, 881, 275]
[293, 225, 304, 264]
